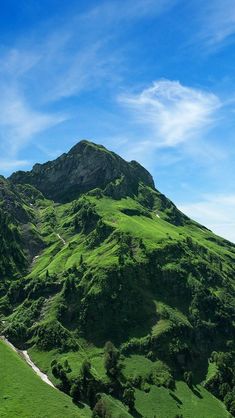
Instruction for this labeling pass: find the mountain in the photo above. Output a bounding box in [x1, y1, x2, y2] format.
[9, 140, 155, 202]
[1, 140, 235, 418]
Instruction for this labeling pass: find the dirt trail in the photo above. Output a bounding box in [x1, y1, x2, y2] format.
[56, 233, 66, 245]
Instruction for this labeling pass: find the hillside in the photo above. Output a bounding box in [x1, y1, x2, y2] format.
[0, 339, 91, 418]
[1, 140, 235, 418]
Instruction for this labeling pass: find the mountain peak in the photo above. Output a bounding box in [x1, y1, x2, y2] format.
[9, 140, 155, 202]
[68, 139, 107, 154]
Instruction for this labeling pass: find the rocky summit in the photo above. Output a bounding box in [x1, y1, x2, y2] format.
[10, 140, 155, 202]
[1, 140, 235, 418]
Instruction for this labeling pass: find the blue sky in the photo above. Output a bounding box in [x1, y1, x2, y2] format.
[1, 0, 235, 242]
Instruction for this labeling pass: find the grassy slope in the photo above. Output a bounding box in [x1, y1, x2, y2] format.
[28, 348, 231, 418]
[29, 195, 235, 278]
[135, 382, 230, 418]
[0, 340, 91, 418]
[99, 394, 132, 418]
[28, 344, 108, 384]
[123, 355, 230, 418]
[1, 191, 235, 417]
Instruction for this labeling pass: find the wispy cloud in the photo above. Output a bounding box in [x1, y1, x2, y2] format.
[119, 80, 221, 148]
[0, 48, 41, 78]
[0, 159, 29, 172]
[83, 0, 176, 23]
[178, 194, 235, 243]
[48, 42, 121, 101]
[0, 87, 66, 157]
[192, 0, 235, 50]
[0, 0, 178, 172]
[34, 1, 177, 102]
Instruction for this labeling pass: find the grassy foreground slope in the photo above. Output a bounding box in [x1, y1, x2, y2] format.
[0, 340, 91, 418]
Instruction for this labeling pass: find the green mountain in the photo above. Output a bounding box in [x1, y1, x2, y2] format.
[1, 140, 235, 418]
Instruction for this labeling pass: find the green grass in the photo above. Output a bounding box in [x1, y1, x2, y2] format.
[29, 344, 107, 383]
[135, 381, 231, 418]
[4, 342, 229, 418]
[93, 196, 183, 244]
[151, 318, 171, 336]
[99, 394, 132, 417]
[27, 194, 182, 280]
[0, 340, 91, 418]
[205, 361, 218, 383]
[122, 354, 170, 382]
[27, 194, 235, 282]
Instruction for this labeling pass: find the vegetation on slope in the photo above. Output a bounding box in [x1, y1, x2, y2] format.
[0, 140, 235, 417]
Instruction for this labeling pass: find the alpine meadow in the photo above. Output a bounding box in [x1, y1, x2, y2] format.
[1, 140, 235, 418]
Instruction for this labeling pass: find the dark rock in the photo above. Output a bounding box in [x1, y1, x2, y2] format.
[9, 140, 155, 202]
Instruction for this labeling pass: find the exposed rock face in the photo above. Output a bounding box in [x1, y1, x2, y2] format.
[0, 176, 29, 223]
[10, 140, 155, 202]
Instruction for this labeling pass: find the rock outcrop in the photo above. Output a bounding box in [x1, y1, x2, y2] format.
[10, 140, 155, 202]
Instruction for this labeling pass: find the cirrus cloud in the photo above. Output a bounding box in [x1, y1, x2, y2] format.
[195, 0, 235, 49]
[0, 87, 67, 158]
[119, 80, 221, 148]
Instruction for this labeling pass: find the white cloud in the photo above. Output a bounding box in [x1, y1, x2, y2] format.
[119, 80, 221, 147]
[0, 88, 67, 156]
[178, 194, 235, 243]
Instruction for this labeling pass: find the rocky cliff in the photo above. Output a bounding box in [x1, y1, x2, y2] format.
[10, 140, 155, 202]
